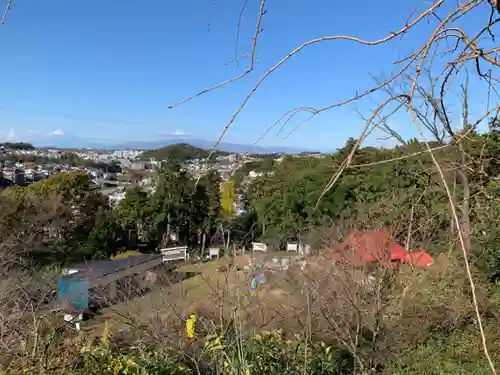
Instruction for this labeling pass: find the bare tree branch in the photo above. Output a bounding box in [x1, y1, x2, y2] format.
[169, 0, 267, 109]
[234, 0, 250, 68]
[315, 95, 411, 208]
[2, 0, 11, 24]
[182, 0, 446, 167]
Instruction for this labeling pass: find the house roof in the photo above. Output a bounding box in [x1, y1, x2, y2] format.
[62, 254, 162, 283]
[405, 250, 434, 267]
[327, 229, 433, 268]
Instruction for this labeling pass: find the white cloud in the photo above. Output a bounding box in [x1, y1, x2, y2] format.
[47, 128, 65, 136]
[162, 130, 190, 137]
[7, 128, 15, 140]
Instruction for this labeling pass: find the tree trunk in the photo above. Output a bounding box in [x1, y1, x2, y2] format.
[450, 172, 457, 236]
[457, 147, 471, 253]
[201, 232, 206, 259]
[226, 228, 231, 251]
[457, 76, 471, 253]
[166, 212, 171, 244]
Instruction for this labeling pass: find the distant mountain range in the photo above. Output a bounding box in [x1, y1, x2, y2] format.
[35, 134, 316, 154]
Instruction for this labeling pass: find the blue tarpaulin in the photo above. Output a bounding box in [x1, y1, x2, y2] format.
[248, 270, 266, 291]
[57, 278, 89, 311]
[253, 270, 265, 284]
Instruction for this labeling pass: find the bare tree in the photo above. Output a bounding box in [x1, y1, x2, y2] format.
[165, 1, 500, 371]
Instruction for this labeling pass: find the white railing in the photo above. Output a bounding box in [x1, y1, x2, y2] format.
[160, 246, 187, 263]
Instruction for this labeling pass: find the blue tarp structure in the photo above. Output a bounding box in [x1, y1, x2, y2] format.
[253, 270, 266, 284]
[57, 278, 89, 311]
[248, 270, 266, 291]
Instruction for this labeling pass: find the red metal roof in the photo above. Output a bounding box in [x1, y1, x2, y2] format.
[327, 229, 433, 268]
[404, 250, 434, 267]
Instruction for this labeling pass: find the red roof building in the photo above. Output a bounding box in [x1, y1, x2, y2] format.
[327, 228, 433, 268]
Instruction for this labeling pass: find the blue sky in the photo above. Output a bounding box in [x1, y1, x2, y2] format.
[0, 0, 495, 151]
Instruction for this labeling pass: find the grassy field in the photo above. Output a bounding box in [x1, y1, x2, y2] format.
[85, 258, 293, 337]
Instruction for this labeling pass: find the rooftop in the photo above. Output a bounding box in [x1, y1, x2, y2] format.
[61, 254, 163, 287]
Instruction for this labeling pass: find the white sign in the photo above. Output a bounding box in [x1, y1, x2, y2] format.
[160, 246, 187, 263]
[287, 243, 299, 252]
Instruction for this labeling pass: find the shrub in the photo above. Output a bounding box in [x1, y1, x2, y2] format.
[110, 251, 144, 260]
[388, 325, 500, 375]
[77, 322, 190, 375]
[204, 329, 348, 375]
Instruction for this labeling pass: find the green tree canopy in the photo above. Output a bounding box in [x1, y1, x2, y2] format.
[139, 143, 230, 162]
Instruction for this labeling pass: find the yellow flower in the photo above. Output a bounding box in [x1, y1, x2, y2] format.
[125, 358, 137, 368]
[101, 321, 112, 347]
[113, 362, 122, 375]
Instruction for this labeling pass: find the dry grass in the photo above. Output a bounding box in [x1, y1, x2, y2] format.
[12, 247, 482, 375]
[1, 250, 496, 374]
[87, 257, 298, 342]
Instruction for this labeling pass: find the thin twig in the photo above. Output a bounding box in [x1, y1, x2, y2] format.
[235, 0, 250, 68]
[2, 0, 11, 24]
[246, 107, 316, 154]
[408, 1, 478, 120]
[315, 95, 410, 208]
[184, 0, 445, 176]
[169, 0, 267, 109]
[348, 104, 500, 169]
[207, 0, 220, 32]
[225, 2, 442, 141]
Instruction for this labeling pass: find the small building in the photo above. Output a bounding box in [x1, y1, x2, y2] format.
[129, 161, 147, 170]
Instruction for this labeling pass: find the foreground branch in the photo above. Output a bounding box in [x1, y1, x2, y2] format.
[2, 0, 11, 24]
[168, 0, 267, 109]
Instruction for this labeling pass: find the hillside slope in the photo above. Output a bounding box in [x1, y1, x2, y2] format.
[139, 143, 231, 161]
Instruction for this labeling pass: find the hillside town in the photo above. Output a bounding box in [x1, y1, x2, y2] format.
[0, 143, 283, 214]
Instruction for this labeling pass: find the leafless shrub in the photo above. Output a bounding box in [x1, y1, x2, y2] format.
[272, 250, 490, 372]
[0, 267, 71, 373]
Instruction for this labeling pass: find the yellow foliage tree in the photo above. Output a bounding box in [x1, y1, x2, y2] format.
[220, 179, 235, 218]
